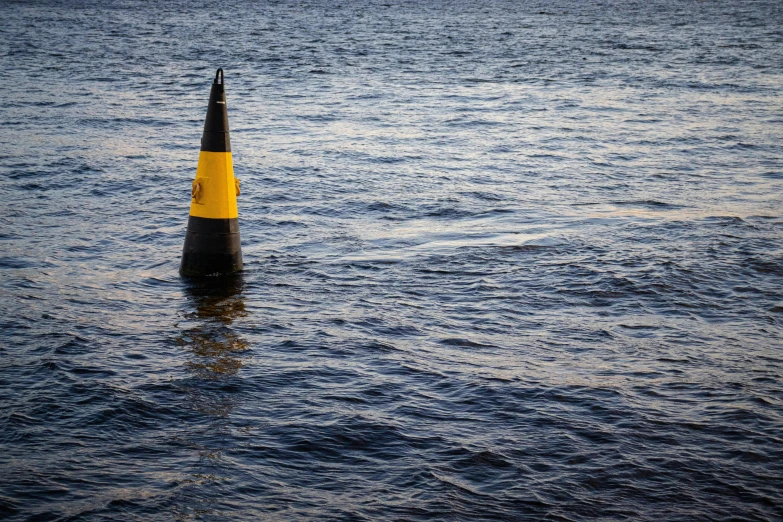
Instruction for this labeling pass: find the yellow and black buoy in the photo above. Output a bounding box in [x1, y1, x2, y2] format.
[180, 68, 242, 277]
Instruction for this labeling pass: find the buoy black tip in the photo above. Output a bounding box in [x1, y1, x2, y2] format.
[180, 69, 242, 278]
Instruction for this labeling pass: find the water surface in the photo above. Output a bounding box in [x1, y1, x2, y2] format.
[1, 0, 782, 520]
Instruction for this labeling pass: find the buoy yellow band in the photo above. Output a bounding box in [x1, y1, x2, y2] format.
[189, 151, 238, 219]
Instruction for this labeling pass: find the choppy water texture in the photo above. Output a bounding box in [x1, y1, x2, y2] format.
[2, 0, 783, 520]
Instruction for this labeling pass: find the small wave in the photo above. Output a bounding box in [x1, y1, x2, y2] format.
[611, 200, 682, 209]
[422, 207, 474, 219]
[439, 338, 497, 348]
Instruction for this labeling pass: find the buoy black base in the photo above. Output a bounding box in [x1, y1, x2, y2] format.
[180, 216, 242, 277]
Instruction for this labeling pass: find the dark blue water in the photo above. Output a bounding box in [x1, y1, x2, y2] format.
[1, 0, 782, 519]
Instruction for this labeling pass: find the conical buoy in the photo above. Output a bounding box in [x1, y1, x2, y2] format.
[180, 68, 243, 277]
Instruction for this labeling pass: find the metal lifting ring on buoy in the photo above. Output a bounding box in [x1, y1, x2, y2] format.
[214, 68, 224, 85]
[234, 177, 241, 196]
[191, 179, 202, 202]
